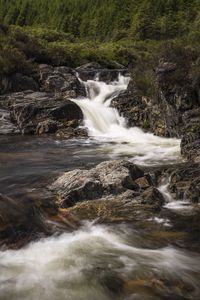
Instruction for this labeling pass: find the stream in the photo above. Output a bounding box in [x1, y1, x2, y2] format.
[0, 75, 199, 300]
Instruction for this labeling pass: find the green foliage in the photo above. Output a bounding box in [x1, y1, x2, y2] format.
[0, 0, 199, 82]
[0, 0, 199, 41]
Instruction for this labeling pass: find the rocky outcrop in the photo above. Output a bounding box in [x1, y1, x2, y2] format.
[112, 62, 200, 137]
[112, 59, 200, 160]
[76, 62, 129, 82]
[1, 91, 83, 134]
[39, 64, 86, 97]
[49, 160, 164, 210]
[167, 162, 200, 203]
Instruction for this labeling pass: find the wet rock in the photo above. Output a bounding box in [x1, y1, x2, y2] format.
[0, 192, 80, 249]
[55, 126, 88, 139]
[0, 193, 47, 247]
[167, 162, 200, 203]
[76, 62, 128, 82]
[0, 109, 19, 135]
[0, 73, 39, 94]
[39, 64, 86, 97]
[50, 160, 163, 210]
[112, 58, 200, 139]
[181, 124, 200, 162]
[141, 187, 165, 208]
[3, 91, 83, 134]
[36, 119, 60, 134]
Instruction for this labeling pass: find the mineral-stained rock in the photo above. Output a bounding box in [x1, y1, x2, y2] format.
[2, 91, 83, 134]
[49, 160, 164, 210]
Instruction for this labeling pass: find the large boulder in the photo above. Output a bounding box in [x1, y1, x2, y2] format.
[3, 91, 83, 134]
[39, 64, 86, 97]
[49, 160, 164, 210]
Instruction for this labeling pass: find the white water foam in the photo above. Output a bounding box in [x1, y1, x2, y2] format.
[73, 75, 181, 165]
[0, 223, 199, 300]
[158, 177, 194, 213]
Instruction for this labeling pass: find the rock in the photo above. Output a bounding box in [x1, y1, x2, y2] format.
[76, 62, 103, 71]
[76, 63, 129, 82]
[0, 109, 19, 135]
[181, 108, 200, 162]
[36, 119, 60, 135]
[3, 91, 83, 134]
[49, 160, 164, 210]
[141, 187, 165, 209]
[55, 126, 88, 139]
[39, 64, 86, 97]
[112, 57, 200, 140]
[0, 73, 39, 94]
[167, 162, 200, 203]
[0, 193, 47, 247]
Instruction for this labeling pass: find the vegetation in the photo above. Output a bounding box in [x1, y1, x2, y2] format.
[1, 0, 200, 40]
[0, 0, 199, 94]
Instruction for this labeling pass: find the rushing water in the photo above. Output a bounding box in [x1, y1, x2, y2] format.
[73, 75, 181, 165]
[0, 74, 199, 300]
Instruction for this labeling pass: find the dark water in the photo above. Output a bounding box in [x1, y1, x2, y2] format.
[0, 135, 112, 197]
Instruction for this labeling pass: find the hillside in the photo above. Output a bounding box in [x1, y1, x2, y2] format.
[1, 0, 200, 40]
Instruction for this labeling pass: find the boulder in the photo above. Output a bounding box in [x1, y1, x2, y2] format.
[3, 91, 83, 134]
[39, 64, 86, 97]
[167, 162, 200, 203]
[49, 160, 164, 209]
[0, 193, 46, 247]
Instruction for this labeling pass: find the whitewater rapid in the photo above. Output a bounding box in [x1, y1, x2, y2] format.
[0, 223, 199, 300]
[73, 74, 181, 165]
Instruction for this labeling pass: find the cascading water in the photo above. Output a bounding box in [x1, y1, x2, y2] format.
[73, 75, 181, 165]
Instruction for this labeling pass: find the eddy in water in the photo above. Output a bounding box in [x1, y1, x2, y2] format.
[73, 74, 181, 165]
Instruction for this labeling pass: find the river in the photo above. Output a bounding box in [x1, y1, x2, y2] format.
[0, 74, 199, 300]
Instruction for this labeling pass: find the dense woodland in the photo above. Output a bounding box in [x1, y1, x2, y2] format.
[1, 0, 200, 40]
[0, 0, 200, 85]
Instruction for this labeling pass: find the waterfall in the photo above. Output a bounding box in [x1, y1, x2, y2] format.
[73, 74, 181, 165]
